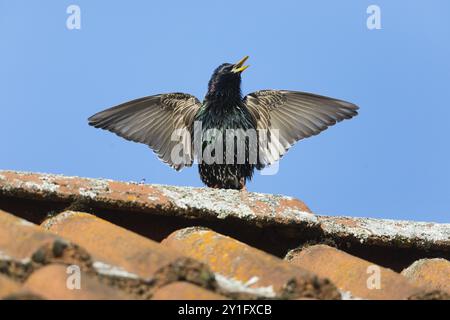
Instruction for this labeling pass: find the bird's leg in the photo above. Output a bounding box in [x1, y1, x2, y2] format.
[239, 177, 247, 192]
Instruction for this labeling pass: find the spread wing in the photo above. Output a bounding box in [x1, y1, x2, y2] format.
[88, 93, 202, 170]
[244, 90, 359, 168]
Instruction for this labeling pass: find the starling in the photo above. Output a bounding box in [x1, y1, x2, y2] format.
[88, 56, 358, 190]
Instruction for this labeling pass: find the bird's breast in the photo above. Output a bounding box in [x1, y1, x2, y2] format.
[196, 100, 255, 131]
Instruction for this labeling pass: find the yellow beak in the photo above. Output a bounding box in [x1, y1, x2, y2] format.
[232, 55, 249, 73]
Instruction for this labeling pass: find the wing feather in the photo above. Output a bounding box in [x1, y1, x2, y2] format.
[88, 93, 202, 170]
[244, 90, 358, 168]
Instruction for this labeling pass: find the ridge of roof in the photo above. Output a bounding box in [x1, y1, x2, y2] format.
[1, 170, 448, 253]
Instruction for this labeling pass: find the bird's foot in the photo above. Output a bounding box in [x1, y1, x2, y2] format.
[239, 178, 247, 192]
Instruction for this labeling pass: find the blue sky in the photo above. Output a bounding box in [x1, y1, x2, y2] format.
[1, 1, 449, 222]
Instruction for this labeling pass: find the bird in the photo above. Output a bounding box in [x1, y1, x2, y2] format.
[88, 56, 358, 190]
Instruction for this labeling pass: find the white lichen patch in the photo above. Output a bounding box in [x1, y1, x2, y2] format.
[320, 216, 450, 246]
[339, 289, 364, 300]
[147, 195, 160, 202]
[23, 180, 59, 193]
[173, 226, 210, 240]
[41, 211, 78, 230]
[0, 251, 12, 261]
[79, 188, 98, 199]
[0, 250, 31, 265]
[158, 186, 256, 220]
[282, 208, 318, 224]
[78, 179, 110, 199]
[93, 261, 140, 280]
[214, 273, 276, 298]
[18, 218, 35, 227]
[155, 184, 318, 224]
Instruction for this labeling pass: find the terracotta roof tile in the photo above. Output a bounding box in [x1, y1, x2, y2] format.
[2, 291, 44, 300]
[319, 215, 450, 251]
[22, 264, 134, 300]
[42, 211, 216, 298]
[401, 258, 450, 294]
[0, 209, 91, 281]
[286, 244, 426, 300]
[162, 227, 340, 300]
[152, 282, 227, 300]
[0, 170, 313, 226]
[0, 274, 21, 298]
[407, 290, 450, 300]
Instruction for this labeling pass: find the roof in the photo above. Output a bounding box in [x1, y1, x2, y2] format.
[0, 170, 449, 300]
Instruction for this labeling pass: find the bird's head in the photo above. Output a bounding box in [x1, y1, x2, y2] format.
[207, 56, 249, 96]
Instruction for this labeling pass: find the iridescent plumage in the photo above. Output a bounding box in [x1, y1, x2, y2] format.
[88, 56, 358, 189]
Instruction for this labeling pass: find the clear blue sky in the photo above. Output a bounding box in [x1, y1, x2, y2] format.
[1, 1, 449, 222]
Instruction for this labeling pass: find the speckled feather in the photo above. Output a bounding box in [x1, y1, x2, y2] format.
[88, 58, 359, 190]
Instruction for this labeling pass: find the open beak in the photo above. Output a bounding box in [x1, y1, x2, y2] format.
[232, 56, 249, 73]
